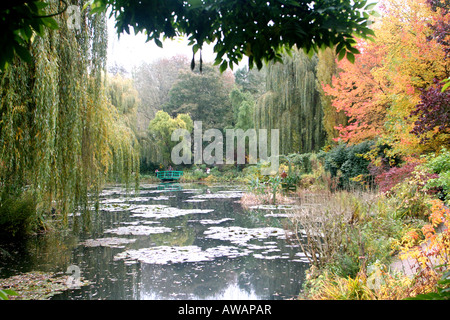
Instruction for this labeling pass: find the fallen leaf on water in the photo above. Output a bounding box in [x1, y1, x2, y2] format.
[0, 271, 90, 300]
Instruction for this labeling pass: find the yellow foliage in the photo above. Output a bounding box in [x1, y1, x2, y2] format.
[204, 174, 218, 183]
[306, 268, 415, 300]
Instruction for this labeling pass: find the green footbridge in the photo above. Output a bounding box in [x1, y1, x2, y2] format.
[156, 171, 183, 182]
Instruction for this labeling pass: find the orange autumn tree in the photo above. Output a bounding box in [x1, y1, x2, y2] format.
[323, 39, 388, 144]
[379, 0, 450, 154]
[323, 0, 450, 155]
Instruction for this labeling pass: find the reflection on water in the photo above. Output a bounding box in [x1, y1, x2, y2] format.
[0, 183, 309, 300]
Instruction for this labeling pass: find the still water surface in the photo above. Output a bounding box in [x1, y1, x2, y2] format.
[1, 183, 309, 300]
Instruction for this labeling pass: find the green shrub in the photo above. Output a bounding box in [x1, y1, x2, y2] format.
[324, 141, 375, 190]
[282, 174, 301, 185]
[248, 176, 266, 195]
[181, 169, 208, 181]
[287, 153, 314, 174]
[286, 152, 326, 175]
[241, 165, 261, 182]
[0, 192, 37, 237]
[209, 167, 220, 176]
[387, 177, 432, 220]
[424, 147, 450, 203]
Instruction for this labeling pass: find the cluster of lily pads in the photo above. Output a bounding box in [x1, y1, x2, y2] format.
[190, 191, 244, 200]
[0, 271, 90, 300]
[187, 218, 234, 225]
[2, 185, 308, 300]
[81, 237, 137, 248]
[204, 226, 289, 245]
[130, 205, 214, 219]
[80, 186, 308, 266]
[114, 245, 252, 265]
[104, 225, 173, 236]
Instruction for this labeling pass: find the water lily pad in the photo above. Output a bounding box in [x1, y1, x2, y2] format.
[142, 221, 162, 225]
[132, 204, 169, 210]
[182, 189, 202, 194]
[245, 243, 279, 250]
[104, 225, 172, 236]
[151, 195, 172, 200]
[134, 189, 167, 195]
[100, 203, 144, 212]
[204, 246, 252, 259]
[253, 253, 288, 260]
[121, 220, 161, 226]
[190, 192, 244, 199]
[131, 205, 214, 219]
[126, 197, 154, 202]
[99, 188, 125, 197]
[187, 218, 234, 225]
[204, 226, 289, 246]
[80, 237, 137, 248]
[100, 198, 127, 204]
[114, 245, 251, 265]
[292, 252, 314, 263]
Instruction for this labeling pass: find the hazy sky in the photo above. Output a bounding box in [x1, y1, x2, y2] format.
[107, 17, 221, 73]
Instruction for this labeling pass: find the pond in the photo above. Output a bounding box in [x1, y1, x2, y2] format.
[0, 183, 309, 300]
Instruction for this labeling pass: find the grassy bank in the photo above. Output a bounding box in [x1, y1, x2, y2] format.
[224, 149, 450, 300]
[269, 186, 449, 299]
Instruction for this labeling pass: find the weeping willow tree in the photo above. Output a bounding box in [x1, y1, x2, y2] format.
[254, 47, 346, 155]
[0, 1, 139, 234]
[106, 73, 139, 130]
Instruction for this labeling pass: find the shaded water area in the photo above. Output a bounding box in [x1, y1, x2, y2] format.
[0, 183, 309, 300]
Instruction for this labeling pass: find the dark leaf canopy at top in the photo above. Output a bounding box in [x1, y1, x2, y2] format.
[87, 0, 378, 70]
[1, 0, 378, 71]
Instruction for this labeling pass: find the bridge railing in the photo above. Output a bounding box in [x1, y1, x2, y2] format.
[156, 171, 184, 180]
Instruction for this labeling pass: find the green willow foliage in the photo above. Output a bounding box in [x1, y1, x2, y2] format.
[255, 48, 327, 155]
[0, 2, 139, 230]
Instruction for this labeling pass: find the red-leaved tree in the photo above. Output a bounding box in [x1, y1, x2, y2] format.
[410, 80, 450, 141]
[409, 0, 450, 143]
